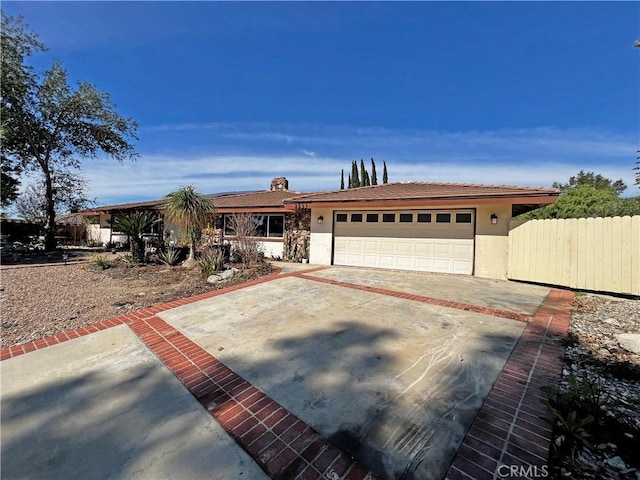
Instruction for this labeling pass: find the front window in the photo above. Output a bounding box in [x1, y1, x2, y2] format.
[223, 214, 285, 238]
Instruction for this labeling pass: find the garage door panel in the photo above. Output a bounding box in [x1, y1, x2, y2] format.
[396, 257, 414, 269]
[379, 255, 397, 268]
[415, 242, 435, 256]
[453, 260, 473, 274]
[363, 255, 380, 267]
[414, 257, 434, 270]
[333, 210, 474, 275]
[396, 241, 415, 255]
[379, 240, 397, 255]
[453, 243, 474, 256]
[363, 240, 379, 253]
[433, 243, 453, 256]
[346, 253, 364, 266]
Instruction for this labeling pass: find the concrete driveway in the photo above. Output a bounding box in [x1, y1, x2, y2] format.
[1, 264, 560, 480]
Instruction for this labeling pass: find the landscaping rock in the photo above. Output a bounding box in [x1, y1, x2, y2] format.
[207, 268, 239, 284]
[616, 334, 640, 355]
[551, 294, 640, 480]
[607, 456, 627, 471]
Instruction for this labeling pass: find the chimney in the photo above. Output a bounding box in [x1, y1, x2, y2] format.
[270, 177, 289, 191]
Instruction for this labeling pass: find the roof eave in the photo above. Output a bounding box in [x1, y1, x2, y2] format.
[286, 192, 560, 207]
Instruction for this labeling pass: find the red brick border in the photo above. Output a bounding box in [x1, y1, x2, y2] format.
[128, 315, 379, 480]
[295, 273, 531, 323]
[0, 266, 285, 361]
[445, 289, 573, 480]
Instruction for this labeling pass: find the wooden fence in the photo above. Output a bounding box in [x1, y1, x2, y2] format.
[507, 216, 640, 296]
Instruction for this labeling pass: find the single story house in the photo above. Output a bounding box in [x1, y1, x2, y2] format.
[81, 177, 559, 279]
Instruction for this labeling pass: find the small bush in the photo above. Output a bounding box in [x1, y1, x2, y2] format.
[120, 253, 135, 264]
[90, 254, 113, 270]
[159, 247, 182, 266]
[198, 248, 225, 277]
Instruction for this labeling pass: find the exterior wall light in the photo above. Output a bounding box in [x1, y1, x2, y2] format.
[317, 215, 324, 224]
[490, 213, 498, 225]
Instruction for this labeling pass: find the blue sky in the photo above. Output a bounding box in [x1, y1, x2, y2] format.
[4, 1, 639, 206]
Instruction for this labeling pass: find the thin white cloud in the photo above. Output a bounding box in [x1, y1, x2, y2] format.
[37, 123, 635, 206]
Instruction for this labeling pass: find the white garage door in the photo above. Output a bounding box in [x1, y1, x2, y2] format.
[333, 210, 475, 274]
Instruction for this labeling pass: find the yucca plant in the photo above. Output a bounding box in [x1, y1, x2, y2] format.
[163, 186, 215, 263]
[159, 247, 182, 267]
[109, 212, 159, 263]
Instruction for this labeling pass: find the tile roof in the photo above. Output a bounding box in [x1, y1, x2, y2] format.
[211, 190, 301, 208]
[82, 181, 560, 215]
[284, 182, 560, 204]
[81, 190, 302, 214]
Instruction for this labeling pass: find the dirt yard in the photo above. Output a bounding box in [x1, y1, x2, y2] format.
[0, 251, 273, 349]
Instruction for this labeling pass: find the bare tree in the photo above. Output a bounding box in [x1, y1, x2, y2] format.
[15, 183, 46, 224]
[227, 213, 262, 270]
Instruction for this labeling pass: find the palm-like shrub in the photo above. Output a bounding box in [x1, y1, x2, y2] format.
[158, 246, 182, 266]
[110, 212, 159, 263]
[163, 186, 215, 263]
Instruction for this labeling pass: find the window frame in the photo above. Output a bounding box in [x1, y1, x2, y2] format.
[436, 213, 452, 223]
[417, 213, 432, 223]
[223, 213, 285, 238]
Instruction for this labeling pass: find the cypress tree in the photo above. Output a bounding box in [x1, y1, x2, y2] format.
[364, 170, 370, 186]
[360, 159, 367, 187]
[352, 160, 360, 188]
[348, 173, 352, 189]
[371, 158, 378, 185]
[382, 161, 388, 184]
[340, 169, 345, 190]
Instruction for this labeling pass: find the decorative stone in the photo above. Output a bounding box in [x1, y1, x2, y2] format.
[207, 268, 238, 284]
[615, 334, 640, 355]
[605, 456, 627, 471]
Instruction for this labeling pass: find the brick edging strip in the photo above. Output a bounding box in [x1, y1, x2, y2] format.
[445, 288, 573, 480]
[128, 315, 378, 480]
[0, 266, 284, 361]
[294, 273, 531, 323]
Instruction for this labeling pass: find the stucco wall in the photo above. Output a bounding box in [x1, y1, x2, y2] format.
[474, 204, 512, 279]
[309, 208, 334, 265]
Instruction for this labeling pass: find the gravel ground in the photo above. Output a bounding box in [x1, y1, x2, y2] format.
[549, 294, 640, 480]
[0, 256, 272, 349]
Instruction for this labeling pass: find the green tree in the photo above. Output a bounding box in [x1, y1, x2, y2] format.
[1, 14, 45, 206]
[537, 186, 619, 219]
[340, 169, 344, 190]
[522, 171, 640, 219]
[110, 212, 159, 263]
[163, 186, 215, 263]
[1, 161, 20, 206]
[348, 173, 352, 189]
[1, 16, 138, 250]
[635, 149, 639, 186]
[382, 161, 388, 184]
[552, 170, 626, 196]
[371, 158, 378, 185]
[351, 160, 360, 188]
[360, 159, 367, 187]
